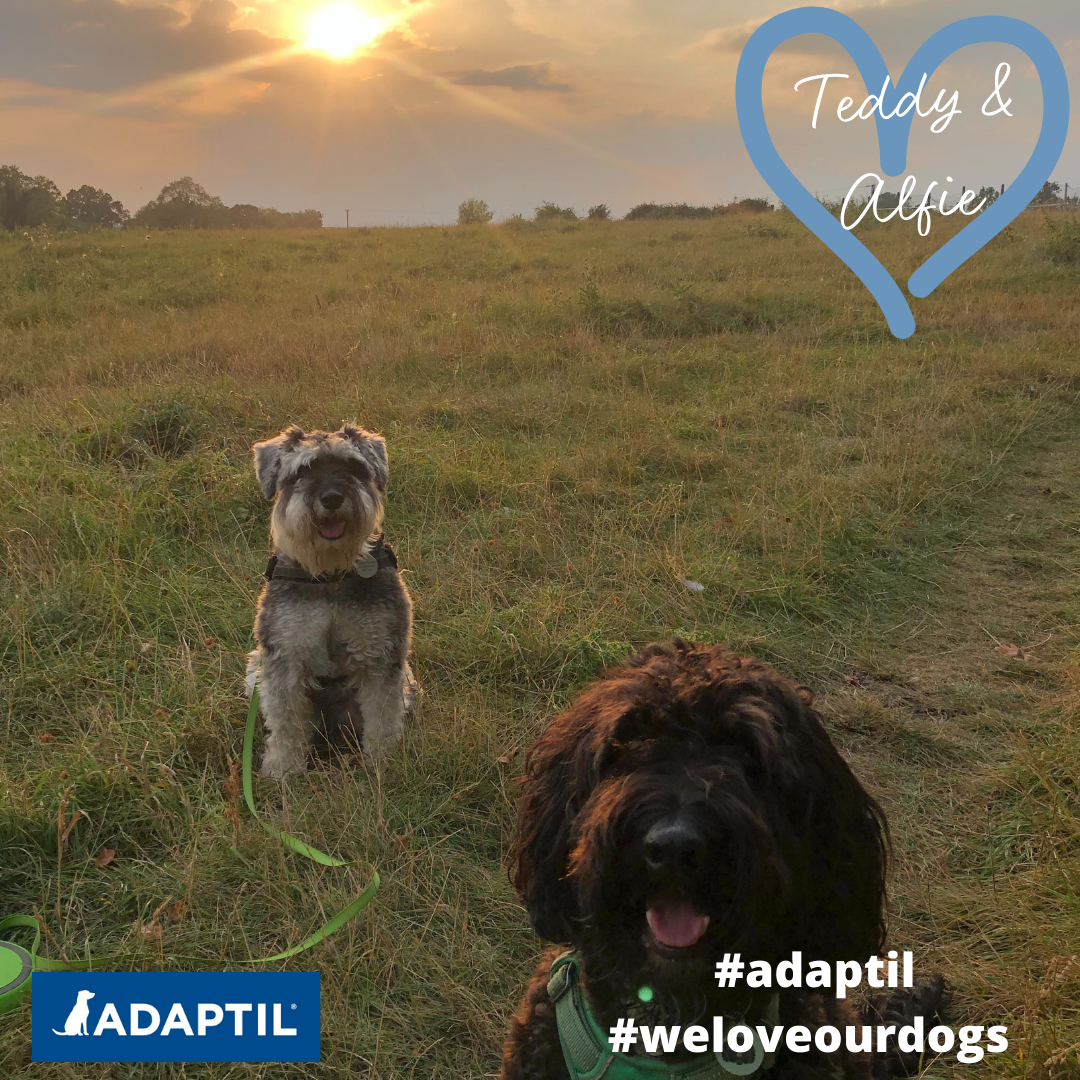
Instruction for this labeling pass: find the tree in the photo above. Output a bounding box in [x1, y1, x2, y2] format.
[63, 185, 129, 229]
[225, 204, 323, 228]
[283, 209, 323, 228]
[973, 186, 999, 210]
[1032, 180, 1061, 206]
[587, 204, 611, 220]
[0, 165, 61, 230]
[133, 176, 229, 229]
[457, 198, 493, 225]
[226, 203, 266, 229]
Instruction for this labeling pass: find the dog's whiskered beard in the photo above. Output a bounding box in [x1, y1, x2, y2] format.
[567, 764, 791, 1023]
[271, 469, 383, 576]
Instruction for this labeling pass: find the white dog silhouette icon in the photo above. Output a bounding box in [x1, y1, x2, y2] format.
[52, 990, 95, 1035]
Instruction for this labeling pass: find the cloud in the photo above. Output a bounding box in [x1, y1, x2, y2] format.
[447, 62, 572, 91]
[375, 27, 451, 53]
[690, 17, 766, 55]
[503, 0, 642, 47]
[0, 0, 287, 94]
[693, 0, 1079, 61]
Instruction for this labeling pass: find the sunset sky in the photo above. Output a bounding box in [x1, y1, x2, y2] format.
[2, 0, 1077, 225]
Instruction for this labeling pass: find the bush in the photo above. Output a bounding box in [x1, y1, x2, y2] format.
[535, 201, 577, 221]
[500, 214, 531, 233]
[457, 199, 493, 225]
[1042, 213, 1080, 265]
[587, 204, 611, 220]
[729, 197, 772, 213]
[624, 203, 725, 220]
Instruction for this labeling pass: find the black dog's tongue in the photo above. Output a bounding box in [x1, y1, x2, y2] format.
[646, 899, 710, 948]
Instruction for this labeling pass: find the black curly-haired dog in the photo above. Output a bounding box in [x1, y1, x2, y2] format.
[501, 641, 945, 1080]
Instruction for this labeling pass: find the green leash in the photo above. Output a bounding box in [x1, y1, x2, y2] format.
[237, 684, 380, 961]
[0, 915, 92, 1015]
[0, 688, 379, 1008]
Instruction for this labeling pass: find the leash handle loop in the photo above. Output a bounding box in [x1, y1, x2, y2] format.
[0, 915, 92, 972]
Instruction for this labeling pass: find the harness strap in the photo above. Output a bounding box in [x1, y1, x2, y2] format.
[548, 953, 614, 1080]
[548, 954, 779, 1080]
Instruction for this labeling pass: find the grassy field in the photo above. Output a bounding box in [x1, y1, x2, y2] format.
[0, 209, 1078, 1079]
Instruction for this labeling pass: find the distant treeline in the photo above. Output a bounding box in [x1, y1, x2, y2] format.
[0, 167, 322, 232]
[481, 197, 776, 226]
[623, 198, 773, 219]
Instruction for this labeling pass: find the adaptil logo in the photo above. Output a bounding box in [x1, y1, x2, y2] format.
[32, 972, 320, 1063]
[52, 989, 95, 1036]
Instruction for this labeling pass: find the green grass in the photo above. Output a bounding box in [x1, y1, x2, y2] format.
[1, 211, 1078, 1078]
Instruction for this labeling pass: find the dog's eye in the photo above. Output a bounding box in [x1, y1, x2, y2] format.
[346, 460, 370, 480]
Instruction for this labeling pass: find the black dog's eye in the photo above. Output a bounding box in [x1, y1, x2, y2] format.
[346, 460, 370, 480]
[595, 742, 623, 774]
[294, 463, 312, 478]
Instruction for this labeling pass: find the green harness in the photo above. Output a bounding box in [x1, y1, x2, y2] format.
[548, 954, 779, 1080]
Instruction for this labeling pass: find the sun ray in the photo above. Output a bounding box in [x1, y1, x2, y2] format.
[376, 54, 681, 190]
[32, 8, 685, 198]
[61, 46, 307, 116]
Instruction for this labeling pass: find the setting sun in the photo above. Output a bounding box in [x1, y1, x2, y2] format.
[306, 4, 383, 59]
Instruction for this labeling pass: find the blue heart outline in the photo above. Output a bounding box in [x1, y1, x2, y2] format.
[735, 7, 1070, 339]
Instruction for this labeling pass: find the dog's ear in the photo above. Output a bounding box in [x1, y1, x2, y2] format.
[253, 427, 304, 499]
[511, 749, 580, 943]
[510, 712, 605, 944]
[778, 694, 889, 962]
[342, 425, 389, 491]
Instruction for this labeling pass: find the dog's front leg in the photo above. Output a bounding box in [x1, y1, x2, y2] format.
[355, 666, 407, 761]
[257, 664, 317, 778]
[500, 950, 570, 1079]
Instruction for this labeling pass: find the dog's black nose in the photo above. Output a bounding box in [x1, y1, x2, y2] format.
[320, 489, 344, 510]
[644, 818, 705, 874]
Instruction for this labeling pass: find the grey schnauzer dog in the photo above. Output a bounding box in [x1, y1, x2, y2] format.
[244, 424, 417, 779]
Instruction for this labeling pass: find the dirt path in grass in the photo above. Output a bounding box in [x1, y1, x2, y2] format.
[823, 421, 1080, 1074]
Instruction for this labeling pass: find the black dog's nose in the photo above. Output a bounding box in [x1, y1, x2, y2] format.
[320, 489, 344, 511]
[644, 818, 705, 874]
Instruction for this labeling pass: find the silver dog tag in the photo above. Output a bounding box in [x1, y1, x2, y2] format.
[355, 552, 378, 578]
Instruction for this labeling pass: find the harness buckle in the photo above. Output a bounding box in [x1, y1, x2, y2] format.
[547, 954, 576, 1004]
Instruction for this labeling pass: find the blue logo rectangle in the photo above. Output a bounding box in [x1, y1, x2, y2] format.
[32, 972, 320, 1063]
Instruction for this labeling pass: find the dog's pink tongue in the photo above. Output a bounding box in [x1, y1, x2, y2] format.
[319, 520, 346, 540]
[646, 900, 709, 948]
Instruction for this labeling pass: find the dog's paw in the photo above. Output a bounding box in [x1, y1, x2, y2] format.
[402, 662, 421, 714]
[244, 649, 262, 698]
[259, 751, 308, 780]
[362, 728, 403, 762]
[867, 974, 951, 1078]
